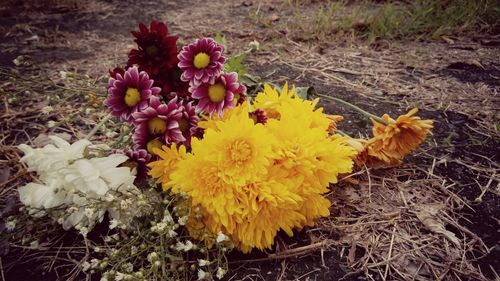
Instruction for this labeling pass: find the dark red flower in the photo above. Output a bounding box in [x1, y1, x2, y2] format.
[128, 20, 179, 77]
[249, 109, 267, 125]
[152, 66, 191, 100]
[108, 67, 126, 80]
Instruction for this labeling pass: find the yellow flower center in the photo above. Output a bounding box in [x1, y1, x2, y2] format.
[148, 117, 167, 135]
[124, 88, 141, 107]
[234, 93, 240, 101]
[208, 83, 226, 103]
[146, 138, 163, 155]
[178, 117, 189, 133]
[228, 140, 252, 163]
[193, 52, 210, 69]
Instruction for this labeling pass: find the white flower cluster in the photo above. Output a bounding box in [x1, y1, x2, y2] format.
[18, 136, 140, 233]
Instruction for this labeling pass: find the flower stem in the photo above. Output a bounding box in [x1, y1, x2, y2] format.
[335, 129, 350, 137]
[86, 114, 113, 140]
[315, 93, 387, 125]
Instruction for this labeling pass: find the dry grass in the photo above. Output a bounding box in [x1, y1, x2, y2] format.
[282, 0, 499, 42]
[324, 167, 491, 280]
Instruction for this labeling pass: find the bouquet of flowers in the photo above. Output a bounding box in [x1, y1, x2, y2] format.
[14, 20, 433, 280]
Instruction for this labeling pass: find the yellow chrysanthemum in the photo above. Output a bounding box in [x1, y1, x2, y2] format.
[267, 113, 355, 193]
[231, 179, 305, 252]
[253, 83, 331, 131]
[194, 110, 277, 186]
[147, 144, 187, 191]
[197, 101, 251, 131]
[253, 82, 296, 119]
[170, 155, 242, 233]
[151, 82, 356, 253]
[267, 114, 355, 225]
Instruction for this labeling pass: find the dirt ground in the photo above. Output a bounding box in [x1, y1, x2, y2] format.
[0, 1, 499, 280]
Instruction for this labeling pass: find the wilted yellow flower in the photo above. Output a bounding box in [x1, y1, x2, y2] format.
[371, 108, 433, 157]
[354, 108, 433, 167]
[371, 108, 433, 159]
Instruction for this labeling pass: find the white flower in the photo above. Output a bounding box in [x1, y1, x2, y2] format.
[105, 193, 115, 202]
[109, 219, 120, 229]
[5, 219, 16, 231]
[249, 40, 260, 52]
[216, 232, 229, 243]
[147, 252, 158, 263]
[122, 263, 133, 273]
[59, 71, 68, 80]
[167, 229, 178, 238]
[13, 56, 22, 66]
[29, 240, 39, 249]
[114, 272, 126, 281]
[198, 259, 210, 267]
[47, 120, 56, 128]
[78, 226, 89, 237]
[18, 136, 91, 175]
[105, 131, 118, 138]
[17, 137, 141, 232]
[130, 246, 138, 255]
[216, 267, 226, 279]
[90, 258, 100, 268]
[178, 216, 188, 226]
[82, 261, 91, 272]
[197, 269, 209, 280]
[64, 155, 135, 196]
[175, 240, 194, 252]
[18, 183, 67, 210]
[84, 207, 95, 218]
[155, 222, 167, 232]
[42, 106, 53, 114]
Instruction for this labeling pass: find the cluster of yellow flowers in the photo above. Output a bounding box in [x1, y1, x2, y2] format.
[149, 83, 356, 252]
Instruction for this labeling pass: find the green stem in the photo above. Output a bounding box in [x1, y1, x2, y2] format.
[85, 114, 113, 140]
[335, 129, 351, 137]
[315, 93, 388, 125]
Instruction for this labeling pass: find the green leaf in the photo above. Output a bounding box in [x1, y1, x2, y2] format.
[213, 33, 227, 49]
[224, 53, 248, 77]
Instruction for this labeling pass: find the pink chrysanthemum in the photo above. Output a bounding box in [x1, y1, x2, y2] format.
[177, 100, 200, 146]
[105, 67, 161, 122]
[132, 96, 184, 155]
[190, 72, 245, 116]
[178, 38, 225, 86]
